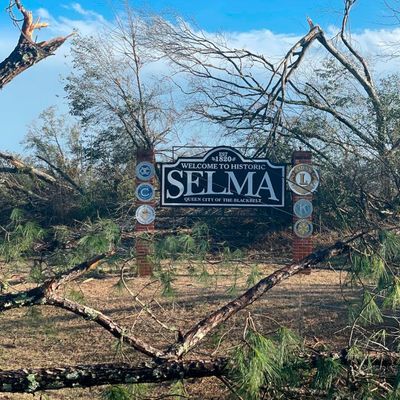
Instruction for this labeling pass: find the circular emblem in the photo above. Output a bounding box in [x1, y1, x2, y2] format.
[294, 219, 313, 238]
[136, 205, 155, 225]
[293, 199, 313, 219]
[136, 162, 155, 181]
[287, 164, 319, 195]
[136, 183, 155, 202]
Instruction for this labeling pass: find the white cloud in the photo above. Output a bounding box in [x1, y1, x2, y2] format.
[69, 2, 107, 23]
[36, 8, 51, 20]
[221, 26, 400, 76]
[70, 3, 89, 16]
[3, 6, 400, 152]
[226, 29, 300, 60]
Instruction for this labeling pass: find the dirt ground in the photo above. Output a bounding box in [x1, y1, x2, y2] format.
[0, 260, 359, 399]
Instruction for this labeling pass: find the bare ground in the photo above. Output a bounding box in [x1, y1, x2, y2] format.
[0, 260, 358, 399]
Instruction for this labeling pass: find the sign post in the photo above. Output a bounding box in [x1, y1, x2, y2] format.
[288, 151, 319, 271]
[135, 148, 156, 276]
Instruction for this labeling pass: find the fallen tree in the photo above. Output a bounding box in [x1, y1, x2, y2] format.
[0, 226, 397, 395]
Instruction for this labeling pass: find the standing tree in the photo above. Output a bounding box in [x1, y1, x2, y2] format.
[65, 7, 179, 155]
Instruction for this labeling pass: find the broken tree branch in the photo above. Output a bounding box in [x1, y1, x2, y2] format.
[0, 0, 72, 89]
[167, 231, 369, 358]
[0, 151, 57, 185]
[0, 253, 108, 312]
[36, 155, 85, 195]
[0, 251, 166, 359]
[46, 294, 166, 359]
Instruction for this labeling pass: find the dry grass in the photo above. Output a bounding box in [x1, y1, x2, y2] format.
[0, 260, 358, 399]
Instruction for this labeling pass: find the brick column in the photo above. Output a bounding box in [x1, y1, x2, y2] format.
[291, 151, 314, 270]
[135, 148, 155, 276]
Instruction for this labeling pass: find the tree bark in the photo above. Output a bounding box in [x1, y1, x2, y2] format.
[0, 1, 71, 89]
[0, 349, 397, 393]
[0, 359, 228, 393]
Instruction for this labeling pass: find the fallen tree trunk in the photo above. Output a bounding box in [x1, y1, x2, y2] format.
[0, 348, 398, 393]
[0, 359, 228, 393]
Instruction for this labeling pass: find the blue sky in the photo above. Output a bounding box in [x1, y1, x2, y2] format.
[0, 0, 390, 33]
[0, 0, 399, 152]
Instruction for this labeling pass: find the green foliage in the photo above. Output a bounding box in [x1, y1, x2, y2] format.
[101, 385, 137, 400]
[383, 278, 400, 311]
[312, 357, 342, 391]
[358, 292, 383, 326]
[347, 230, 400, 354]
[231, 324, 302, 399]
[156, 270, 176, 297]
[78, 219, 120, 254]
[151, 222, 212, 296]
[29, 263, 45, 284]
[101, 384, 148, 400]
[67, 289, 86, 304]
[0, 209, 46, 262]
[168, 380, 188, 399]
[197, 266, 212, 285]
[153, 223, 210, 262]
[246, 264, 262, 288]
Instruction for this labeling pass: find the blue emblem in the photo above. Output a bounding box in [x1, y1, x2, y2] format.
[293, 199, 313, 218]
[136, 183, 155, 202]
[136, 162, 155, 181]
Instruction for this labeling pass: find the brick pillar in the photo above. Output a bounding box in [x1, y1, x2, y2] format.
[291, 151, 314, 271]
[135, 148, 155, 276]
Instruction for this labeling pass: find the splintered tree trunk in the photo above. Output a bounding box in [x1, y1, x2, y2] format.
[0, 38, 65, 89]
[0, 1, 71, 90]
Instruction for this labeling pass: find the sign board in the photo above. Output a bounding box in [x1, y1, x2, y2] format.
[160, 147, 285, 207]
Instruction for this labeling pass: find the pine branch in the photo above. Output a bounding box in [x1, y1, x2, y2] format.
[0, 253, 108, 312]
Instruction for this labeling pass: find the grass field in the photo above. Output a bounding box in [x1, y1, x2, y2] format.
[0, 259, 359, 399]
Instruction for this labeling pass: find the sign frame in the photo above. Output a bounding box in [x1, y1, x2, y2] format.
[160, 146, 286, 208]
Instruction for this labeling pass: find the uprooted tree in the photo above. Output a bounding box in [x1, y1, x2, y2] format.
[1, 0, 400, 399]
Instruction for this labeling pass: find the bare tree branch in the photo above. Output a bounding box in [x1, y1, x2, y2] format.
[46, 294, 166, 359]
[36, 155, 84, 195]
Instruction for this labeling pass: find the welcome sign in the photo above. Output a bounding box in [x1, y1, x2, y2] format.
[160, 147, 285, 207]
